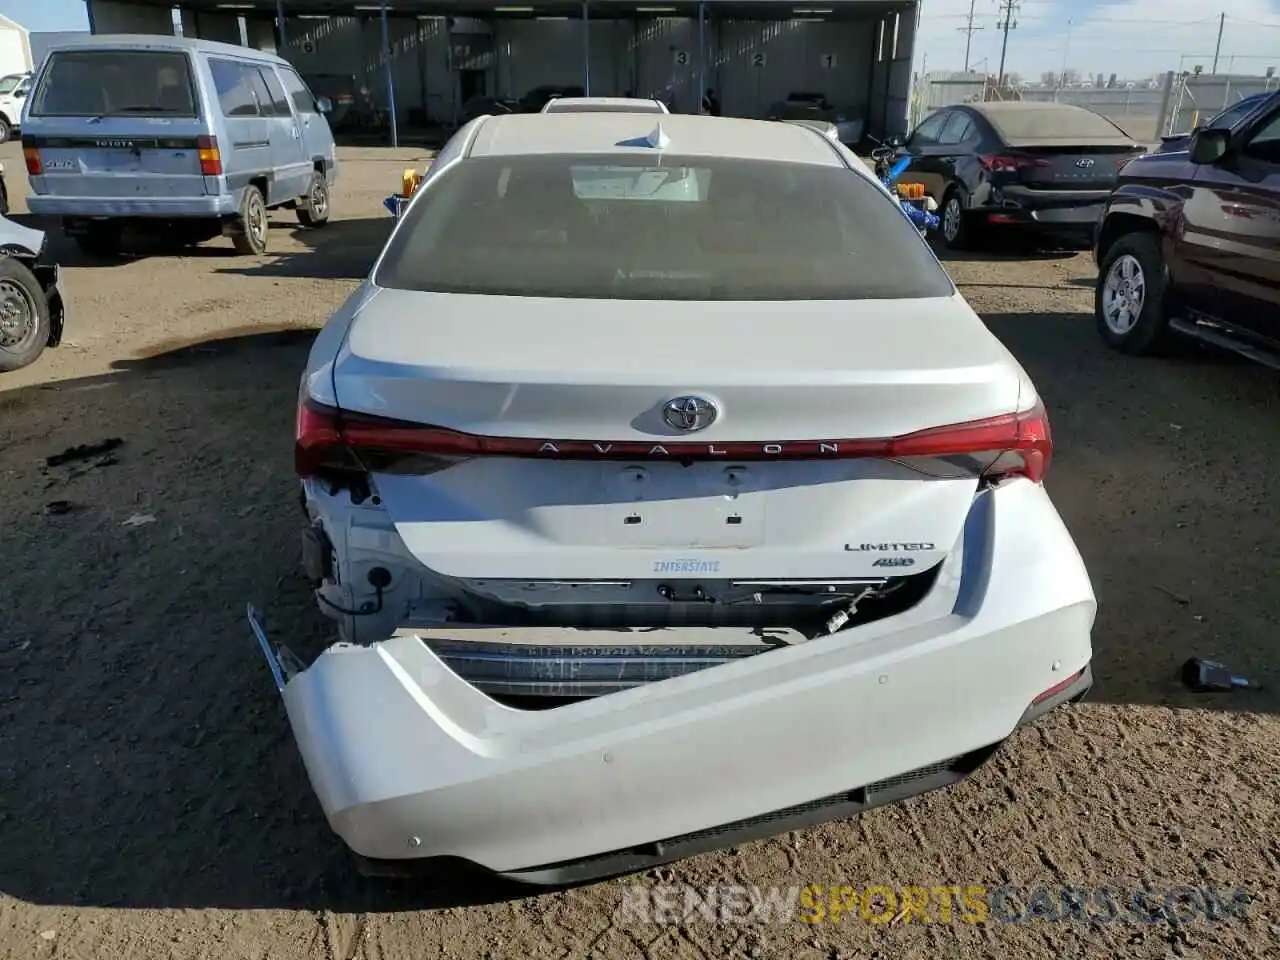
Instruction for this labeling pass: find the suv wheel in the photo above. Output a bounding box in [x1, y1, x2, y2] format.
[1096, 231, 1171, 355]
[0, 116, 10, 145]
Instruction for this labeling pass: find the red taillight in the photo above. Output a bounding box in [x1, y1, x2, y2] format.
[295, 398, 1053, 484]
[197, 135, 222, 176]
[1031, 666, 1088, 705]
[22, 137, 42, 176]
[978, 154, 1050, 174]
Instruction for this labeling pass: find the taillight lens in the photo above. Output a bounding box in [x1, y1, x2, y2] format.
[296, 398, 1053, 485]
[978, 154, 1051, 174]
[197, 135, 222, 176]
[22, 136, 42, 176]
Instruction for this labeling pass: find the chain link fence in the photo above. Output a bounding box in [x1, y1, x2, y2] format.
[912, 70, 1280, 146]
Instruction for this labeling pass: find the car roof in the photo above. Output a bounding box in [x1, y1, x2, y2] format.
[962, 100, 1136, 145]
[543, 97, 668, 113]
[36, 33, 290, 65]
[466, 113, 847, 166]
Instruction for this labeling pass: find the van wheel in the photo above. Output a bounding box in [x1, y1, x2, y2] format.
[0, 257, 52, 373]
[232, 185, 269, 255]
[0, 117, 10, 145]
[73, 222, 124, 259]
[296, 171, 331, 228]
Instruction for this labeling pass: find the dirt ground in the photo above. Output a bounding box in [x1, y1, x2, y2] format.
[2, 140, 1279, 960]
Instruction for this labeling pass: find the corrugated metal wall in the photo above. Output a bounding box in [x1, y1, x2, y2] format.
[77, 2, 918, 136]
[274, 13, 897, 127]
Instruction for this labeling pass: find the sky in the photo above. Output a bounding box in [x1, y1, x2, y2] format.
[915, 0, 1280, 79]
[5, 0, 1280, 79]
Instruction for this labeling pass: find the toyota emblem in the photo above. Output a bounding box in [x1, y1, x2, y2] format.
[662, 396, 719, 432]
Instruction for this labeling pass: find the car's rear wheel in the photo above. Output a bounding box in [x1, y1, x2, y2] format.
[1096, 231, 1171, 355]
[0, 258, 52, 373]
[0, 116, 11, 145]
[232, 185, 269, 255]
[296, 170, 331, 228]
[939, 187, 978, 250]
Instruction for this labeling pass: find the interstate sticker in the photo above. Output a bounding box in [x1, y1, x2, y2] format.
[653, 558, 720, 574]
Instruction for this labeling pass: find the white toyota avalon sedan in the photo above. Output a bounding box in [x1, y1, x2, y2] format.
[263, 111, 1096, 884]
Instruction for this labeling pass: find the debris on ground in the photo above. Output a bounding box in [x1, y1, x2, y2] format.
[1155, 584, 1191, 606]
[1181, 657, 1262, 692]
[45, 438, 124, 468]
[121, 513, 157, 528]
[44, 500, 74, 515]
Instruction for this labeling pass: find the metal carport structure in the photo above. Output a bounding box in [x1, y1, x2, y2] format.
[80, 0, 918, 147]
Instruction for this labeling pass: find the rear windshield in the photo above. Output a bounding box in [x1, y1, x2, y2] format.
[375, 154, 954, 301]
[983, 107, 1132, 144]
[31, 50, 197, 118]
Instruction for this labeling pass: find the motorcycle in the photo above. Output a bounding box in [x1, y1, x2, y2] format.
[870, 141, 940, 235]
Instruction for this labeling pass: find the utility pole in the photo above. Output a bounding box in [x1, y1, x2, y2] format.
[996, 0, 1018, 89]
[958, 0, 983, 73]
[1211, 12, 1225, 74]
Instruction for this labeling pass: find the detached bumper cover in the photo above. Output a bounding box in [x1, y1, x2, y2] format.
[267, 481, 1096, 879]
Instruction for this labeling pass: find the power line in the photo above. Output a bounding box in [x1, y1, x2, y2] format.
[958, 0, 983, 73]
[996, 0, 1019, 87]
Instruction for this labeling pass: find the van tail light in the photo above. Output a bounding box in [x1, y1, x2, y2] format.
[296, 398, 1053, 485]
[197, 135, 222, 176]
[978, 153, 1051, 174]
[21, 136, 42, 176]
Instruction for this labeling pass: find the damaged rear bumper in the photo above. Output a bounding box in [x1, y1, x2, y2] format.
[252, 481, 1096, 883]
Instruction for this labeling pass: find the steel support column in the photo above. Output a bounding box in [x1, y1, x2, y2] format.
[582, 0, 591, 96]
[697, 2, 705, 112]
[84, 0, 97, 33]
[275, 0, 287, 49]
[381, 0, 399, 147]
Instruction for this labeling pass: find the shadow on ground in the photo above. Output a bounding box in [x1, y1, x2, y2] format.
[932, 233, 1086, 265]
[8, 212, 391, 278]
[985, 309, 1280, 719]
[214, 216, 393, 280]
[1, 317, 1278, 913]
[0, 330, 531, 914]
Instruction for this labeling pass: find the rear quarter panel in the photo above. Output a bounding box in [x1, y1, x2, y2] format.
[1099, 159, 1215, 313]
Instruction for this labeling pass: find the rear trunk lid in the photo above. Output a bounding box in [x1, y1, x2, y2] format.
[1008, 145, 1146, 191]
[321, 290, 1036, 581]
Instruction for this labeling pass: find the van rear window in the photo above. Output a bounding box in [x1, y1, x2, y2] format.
[31, 50, 197, 118]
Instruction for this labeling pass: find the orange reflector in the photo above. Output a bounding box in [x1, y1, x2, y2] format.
[402, 168, 420, 197]
[23, 146, 42, 176]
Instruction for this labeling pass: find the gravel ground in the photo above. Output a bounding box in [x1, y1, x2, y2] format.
[1, 141, 1279, 960]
